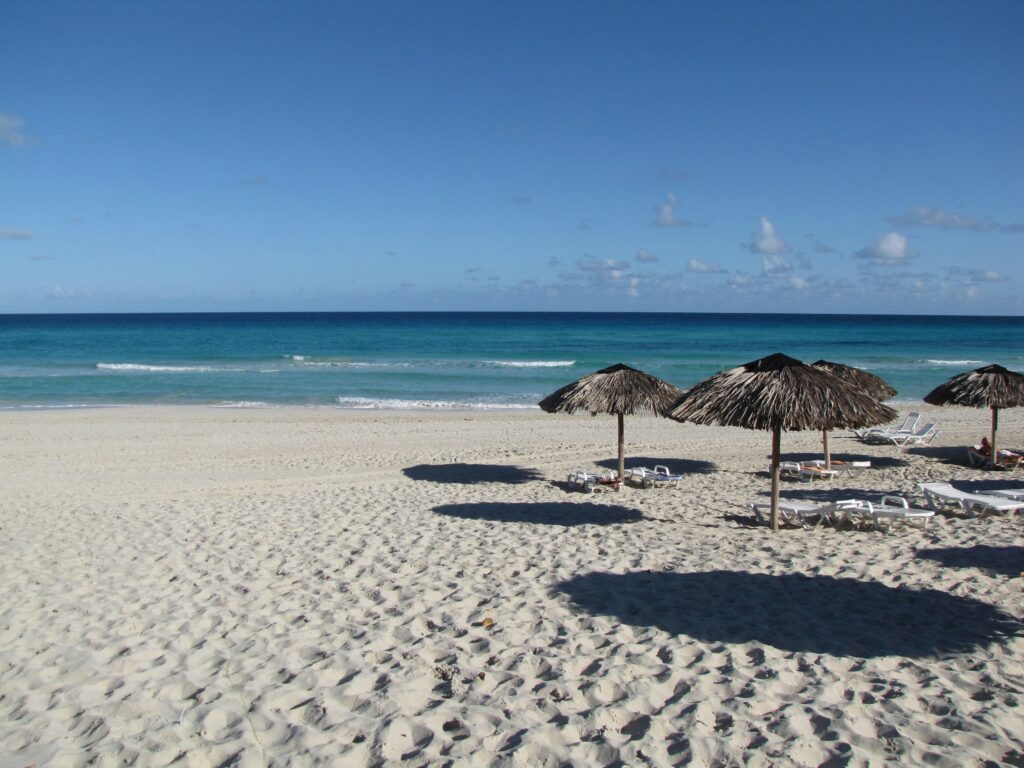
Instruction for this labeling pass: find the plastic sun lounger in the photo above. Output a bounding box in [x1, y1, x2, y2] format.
[884, 423, 938, 448]
[627, 465, 682, 488]
[918, 482, 1024, 517]
[836, 496, 935, 531]
[750, 499, 860, 530]
[854, 412, 920, 442]
[816, 459, 871, 477]
[989, 488, 1024, 501]
[780, 461, 839, 483]
[568, 469, 620, 493]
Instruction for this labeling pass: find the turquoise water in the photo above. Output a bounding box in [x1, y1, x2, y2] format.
[0, 312, 1021, 409]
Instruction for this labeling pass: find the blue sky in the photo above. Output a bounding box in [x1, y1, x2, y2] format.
[2, 1, 1022, 313]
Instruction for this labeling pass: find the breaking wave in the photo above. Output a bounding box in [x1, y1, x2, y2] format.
[336, 396, 538, 410]
[96, 363, 232, 372]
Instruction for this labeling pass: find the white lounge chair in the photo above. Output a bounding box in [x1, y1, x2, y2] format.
[836, 495, 935, 531]
[568, 469, 620, 493]
[627, 465, 682, 488]
[883, 422, 938, 447]
[822, 459, 871, 477]
[989, 488, 1024, 501]
[780, 461, 838, 482]
[855, 412, 919, 442]
[918, 482, 1024, 517]
[750, 499, 860, 530]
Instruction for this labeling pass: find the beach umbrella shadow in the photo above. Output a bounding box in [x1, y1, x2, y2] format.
[432, 502, 643, 526]
[555, 570, 1021, 658]
[594, 456, 716, 475]
[917, 546, 1024, 578]
[779, 451, 908, 469]
[904, 445, 974, 466]
[403, 463, 543, 485]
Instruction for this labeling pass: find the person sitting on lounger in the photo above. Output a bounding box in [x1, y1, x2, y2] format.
[978, 437, 1022, 467]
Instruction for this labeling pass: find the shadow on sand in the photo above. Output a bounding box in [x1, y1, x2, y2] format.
[779, 452, 910, 470]
[953, 478, 1024, 494]
[917, 546, 1024, 578]
[432, 502, 643, 526]
[595, 456, 716, 475]
[403, 463, 543, 485]
[752, 486, 897, 504]
[904, 445, 972, 467]
[555, 570, 1020, 658]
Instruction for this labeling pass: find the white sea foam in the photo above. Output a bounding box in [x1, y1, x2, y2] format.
[0, 403, 128, 411]
[96, 363, 232, 373]
[299, 361, 415, 369]
[208, 401, 271, 409]
[298, 359, 572, 369]
[336, 396, 538, 410]
[925, 359, 986, 366]
[480, 360, 575, 368]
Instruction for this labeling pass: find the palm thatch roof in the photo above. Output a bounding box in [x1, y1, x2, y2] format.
[923, 364, 1024, 409]
[666, 353, 898, 431]
[811, 360, 897, 402]
[539, 363, 683, 415]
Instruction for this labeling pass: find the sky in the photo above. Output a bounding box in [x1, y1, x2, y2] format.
[2, 1, 1023, 314]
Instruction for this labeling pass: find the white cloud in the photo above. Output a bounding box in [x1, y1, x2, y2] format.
[746, 216, 790, 254]
[761, 254, 792, 276]
[654, 193, 689, 227]
[686, 258, 726, 274]
[786, 275, 809, 290]
[888, 206, 996, 232]
[635, 248, 658, 263]
[577, 257, 630, 272]
[948, 267, 1006, 284]
[727, 272, 752, 289]
[0, 114, 27, 147]
[854, 232, 910, 266]
[806, 234, 838, 254]
[0, 228, 33, 240]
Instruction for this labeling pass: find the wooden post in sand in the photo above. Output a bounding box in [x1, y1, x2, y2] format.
[770, 427, 782, 531]
[617, 412, 625, 481]
[822, 430, 831, 470]
[991, 406, 999, 468]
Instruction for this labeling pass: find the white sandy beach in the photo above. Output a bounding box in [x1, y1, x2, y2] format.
[0, 406, 1021, 767]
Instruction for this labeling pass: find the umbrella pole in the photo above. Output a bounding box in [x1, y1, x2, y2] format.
[991, 406, 999, 469]
[822, 430, 831, 470]
[770, 427, 781, 531]
[617, 412, 625, 481]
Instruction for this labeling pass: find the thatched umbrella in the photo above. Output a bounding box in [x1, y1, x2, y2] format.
[923, 364, 1024, 468]
[811, 360, 897, 470]
[666, 353, 897, 530]
[539, 363, 683, 481]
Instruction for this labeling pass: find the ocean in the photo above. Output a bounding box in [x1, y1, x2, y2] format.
[0, 312, 1021, 409]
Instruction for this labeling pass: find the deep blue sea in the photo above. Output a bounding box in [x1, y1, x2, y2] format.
[0, 312, 1021, 409]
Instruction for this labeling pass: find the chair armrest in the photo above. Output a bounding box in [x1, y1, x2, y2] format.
[880, 495, 908, 508]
